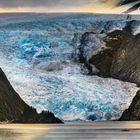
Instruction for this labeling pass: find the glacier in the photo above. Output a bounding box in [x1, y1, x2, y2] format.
[0, 13, 140, 121]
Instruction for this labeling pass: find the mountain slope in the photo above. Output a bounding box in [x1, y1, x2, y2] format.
[120, 90, 140, 120]
[0, 68, 62, 123]
[85, 24, 140, 85]
[120, 0, 140, 13]
[121, 0, 139, 5]
[0, 68, 28, 121]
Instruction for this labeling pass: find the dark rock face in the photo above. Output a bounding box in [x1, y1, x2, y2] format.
[0, 68, 62, 123]
[14, 107, 62, 124]
[88, 28, 140, 85]
[0, 68, 28, 121]
[72, 31, 105, 74]
[74, 21, 140, 121]
[121, 0, 139, 5]
[76, 21, 140, 121]
[120, 0, 140, 13]
[120, 90, 140, 121]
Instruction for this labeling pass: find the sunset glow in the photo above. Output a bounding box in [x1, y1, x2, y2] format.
[0, 0, 131, 14]
[0, 5, 129, 14]
[0, 0, 138, 14]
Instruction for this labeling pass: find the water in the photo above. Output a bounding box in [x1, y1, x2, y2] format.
[1, 122, 140, 140]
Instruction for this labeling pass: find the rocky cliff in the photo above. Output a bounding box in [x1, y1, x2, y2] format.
[120, 90, 140, 121]
[74, 21, 140, 121]
[120, 0, 140, 13]
[121, 0, 139, 4]
[72, 20, 140, 84]
[0, 68, 62, 123]
[83, 23, 140, 85]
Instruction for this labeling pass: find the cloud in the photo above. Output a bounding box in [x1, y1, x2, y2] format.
[0, 0, 122, 8]
[0, 0, 98, 8]
[0, 0, 128, 14]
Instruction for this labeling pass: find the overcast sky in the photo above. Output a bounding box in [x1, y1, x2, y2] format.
[0, 0, 137, 14]
[0, 0, 120, 8]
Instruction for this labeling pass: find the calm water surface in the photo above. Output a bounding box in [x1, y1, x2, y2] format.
[1, 122, 140, 140]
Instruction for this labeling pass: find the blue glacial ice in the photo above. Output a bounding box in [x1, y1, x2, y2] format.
[0, 13, 139, 121]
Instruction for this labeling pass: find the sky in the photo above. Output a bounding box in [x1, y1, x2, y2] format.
[0, 0, 137, 14]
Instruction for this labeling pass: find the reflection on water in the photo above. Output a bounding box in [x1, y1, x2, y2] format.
[0, 128, 48, 140]
[0, 129, 20, 139]
[0, 124, 52, 140]
[1, 123, 140, 140]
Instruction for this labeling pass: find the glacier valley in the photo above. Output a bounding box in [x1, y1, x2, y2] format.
[0, 13, 140, 121]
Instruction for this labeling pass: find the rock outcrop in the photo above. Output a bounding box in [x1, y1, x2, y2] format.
[0, 68, 62, 123]
[76, 21, 140, 121]
[120, 0, 140, 13]
[121, 0, 139, 5]
[87, 26, 140, 85]
[120, 90, 140, 121]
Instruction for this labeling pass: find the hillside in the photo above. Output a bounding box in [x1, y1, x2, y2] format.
[0, 68, 62, 123]
[86, 22, 140, 85]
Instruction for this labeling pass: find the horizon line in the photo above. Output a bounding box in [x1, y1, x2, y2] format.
[0, 11, 135, 15]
